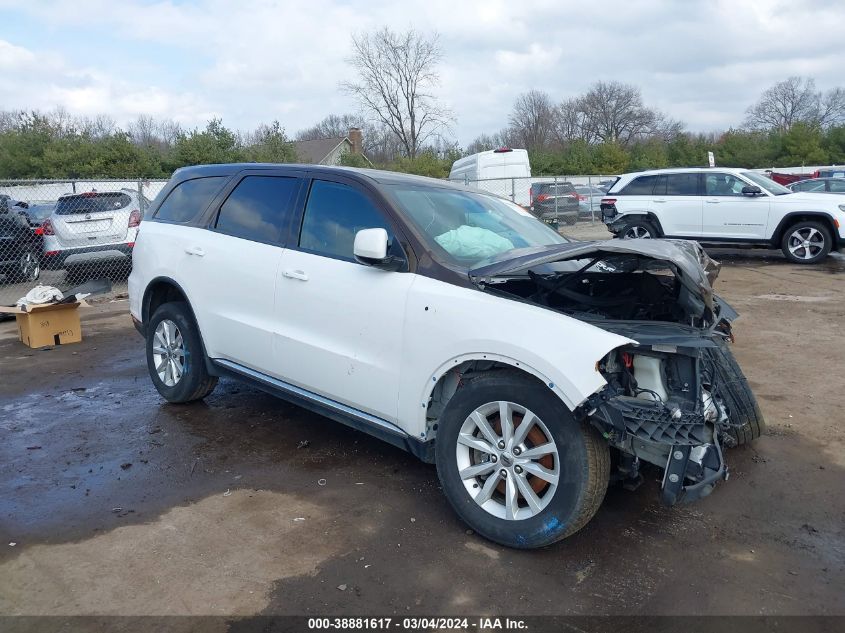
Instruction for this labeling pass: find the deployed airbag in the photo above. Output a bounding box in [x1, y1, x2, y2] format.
[435, 225, 514, 259]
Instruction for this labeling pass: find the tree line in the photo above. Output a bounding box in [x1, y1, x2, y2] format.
[1, 26, 844, 181]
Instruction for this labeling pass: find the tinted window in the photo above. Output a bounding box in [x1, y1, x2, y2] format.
[619, 175, 659, 195]
[56, 192, 131, 215]
[155, 176, 226, 223]
[299, 180, 391, 260]
[666, 173, 699, 195]
[828, 179, 845, 193]
[705, 173, 746, 196]
[215, 176, 300, 243]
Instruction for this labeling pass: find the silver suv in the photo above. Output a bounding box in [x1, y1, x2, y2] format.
[42, 189, 145, 273]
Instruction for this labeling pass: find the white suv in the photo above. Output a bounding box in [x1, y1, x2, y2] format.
[600, 167, 845, 264]
[129, 164, 764, 548]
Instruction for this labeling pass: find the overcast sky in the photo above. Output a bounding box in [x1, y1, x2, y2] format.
[1, 0, 844, 146]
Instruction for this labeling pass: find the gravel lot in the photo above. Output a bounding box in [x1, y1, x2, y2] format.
[0, 246, 843, 619]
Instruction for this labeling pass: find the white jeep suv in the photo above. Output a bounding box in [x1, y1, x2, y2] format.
[600, 167, 845, 264]
[129, 164, 764, 548]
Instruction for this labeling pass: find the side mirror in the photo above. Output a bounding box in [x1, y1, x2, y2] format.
[353, 228, 405, 271]
[741, 185, 762, 196]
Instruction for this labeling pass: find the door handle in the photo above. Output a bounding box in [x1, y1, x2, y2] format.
[705, 199, 721, 204]
[283, 269, 309, 281]
[653, 198, 666, 203]
[184, 246, 205, 256]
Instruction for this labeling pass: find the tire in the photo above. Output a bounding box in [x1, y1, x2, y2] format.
[11, 248, 40, 283]
[706, 341, 765, 446]
[146, 301, 217, 403]
[435, 371, 610, 548]
[780, 220, 832, 264]
[619, 219, 658, 239]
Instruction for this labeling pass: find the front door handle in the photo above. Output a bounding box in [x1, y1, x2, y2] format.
[184, 246, 205, 256]
[283, 269, 309, 281]
[705, 199, 721, 204]
[653, 198, 666, 203]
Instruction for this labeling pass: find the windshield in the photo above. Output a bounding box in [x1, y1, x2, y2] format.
[386, 185, 569, 267]
[741, 171, 792, 195]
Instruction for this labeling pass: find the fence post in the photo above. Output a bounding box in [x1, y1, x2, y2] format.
[553, 176, 558, 227]
[464, 174, 468, 186]
[510, 178, 515, 202]
[137, 178, 144, 216]
[588, 175, 593, 224]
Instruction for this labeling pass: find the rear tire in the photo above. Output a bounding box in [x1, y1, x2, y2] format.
[12, 249, 40, 283]
[146, 301, 217, 403]
[620, 219, 658, 239]
[435, 371, 609, 548]
[780, 220, 831, 264]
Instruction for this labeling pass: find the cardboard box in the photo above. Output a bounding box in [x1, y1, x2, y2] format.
[0, 301, 83, 348]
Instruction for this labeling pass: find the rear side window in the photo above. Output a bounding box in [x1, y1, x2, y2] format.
[665, 173, 699, 195]
[619, 175, 659, 195]
[214, 176, 300, 244]
[155, 176, 226, 223]
[55, 192, 131, 215]
[299, 180, 391, 260]
[828, 180, 845, 193]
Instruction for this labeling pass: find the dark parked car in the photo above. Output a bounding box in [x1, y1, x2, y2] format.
[0, 206, 43, 284]
[529, 182, 578, 227]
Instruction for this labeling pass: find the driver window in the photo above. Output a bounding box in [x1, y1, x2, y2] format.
[705, 173, 746, 197]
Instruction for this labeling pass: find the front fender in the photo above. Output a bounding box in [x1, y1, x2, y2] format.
[397, 275, 634, 438]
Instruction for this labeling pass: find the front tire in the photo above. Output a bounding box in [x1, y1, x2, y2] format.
[781, 220, 831, 264]
[13, 249, 40, 282]
[146, 301, 217, 403]
[435, 371, 609, 548]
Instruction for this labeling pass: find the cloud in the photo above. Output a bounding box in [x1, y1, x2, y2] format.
[1, 0, 844, 145]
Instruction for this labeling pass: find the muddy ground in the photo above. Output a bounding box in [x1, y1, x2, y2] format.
[0, 247, 843, 618]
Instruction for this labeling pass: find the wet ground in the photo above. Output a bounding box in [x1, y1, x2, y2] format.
[0, 248, 844, 617]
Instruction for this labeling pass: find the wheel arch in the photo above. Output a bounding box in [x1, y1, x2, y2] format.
[612, 212, 664, 237]
[418, 353, 580, 443]
[141, 276, 217, 375]
[771, 212, 839, 247]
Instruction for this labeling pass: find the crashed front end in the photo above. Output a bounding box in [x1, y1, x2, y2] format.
[472, 238, 763, 506]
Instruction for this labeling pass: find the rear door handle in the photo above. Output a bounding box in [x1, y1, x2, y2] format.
[283, 269, 309, 281]
[705, 199, 721, 204]
[653, 198, 666, 203]
[184, 246, 205, 256]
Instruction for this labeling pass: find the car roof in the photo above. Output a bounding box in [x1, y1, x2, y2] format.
[617, 167, 752, 178]
[170, 163, 472, 191]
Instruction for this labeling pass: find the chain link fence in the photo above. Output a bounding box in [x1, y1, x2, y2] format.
[0, 179, 167, 307]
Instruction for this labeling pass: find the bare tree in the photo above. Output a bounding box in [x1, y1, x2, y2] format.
[575, 81, 669, 145]
[745, 77, 821, 132]
[342, 27, 451, 158]
[816, 86, 845, 128]
[507, 90, 555, 150]
[552, 98, 588, 146]
[296, 113, 368, 141]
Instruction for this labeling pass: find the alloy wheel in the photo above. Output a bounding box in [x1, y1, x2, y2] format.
[152, 319, 185, 387]
[623, 225, 651, 239]
[19, 251, 39, 281]
[787, 227, 825, 260]
[455, 401, 560, 521]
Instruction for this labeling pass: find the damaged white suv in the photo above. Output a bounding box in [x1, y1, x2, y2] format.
[129, 164, 764, 548]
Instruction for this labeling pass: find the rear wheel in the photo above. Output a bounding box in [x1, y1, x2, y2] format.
[781, 220, 831, 264]
[146, 301, 217, 403]
[435, 371, 609, 548]
[12, 249, 40, 282]
[620, 219, 658, 239]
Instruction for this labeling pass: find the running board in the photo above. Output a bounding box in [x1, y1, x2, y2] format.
[211, 359, 434, 462]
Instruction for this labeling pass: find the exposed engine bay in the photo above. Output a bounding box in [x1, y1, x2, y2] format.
[472, 240, 764, 505]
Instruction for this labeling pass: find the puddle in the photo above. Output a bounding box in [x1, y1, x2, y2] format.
[755, 294, 833, 302]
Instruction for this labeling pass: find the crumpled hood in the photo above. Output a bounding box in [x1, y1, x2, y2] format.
[470, 238, 721, 312]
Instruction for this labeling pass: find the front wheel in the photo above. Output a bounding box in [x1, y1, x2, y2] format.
[781, 221, 831, 264]
[146, 301, 217, 403]
[435, 371, 609, 548]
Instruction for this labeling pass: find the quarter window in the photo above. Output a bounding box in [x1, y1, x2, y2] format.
[215, 176, 300, 243]
[705, 173, 747, 197]
[828, 179, 845, 193]
[299, 180, 391, 260]
[155, 176, 226, 223]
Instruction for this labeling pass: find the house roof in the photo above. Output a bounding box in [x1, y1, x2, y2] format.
[293, 136, 348, 164]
